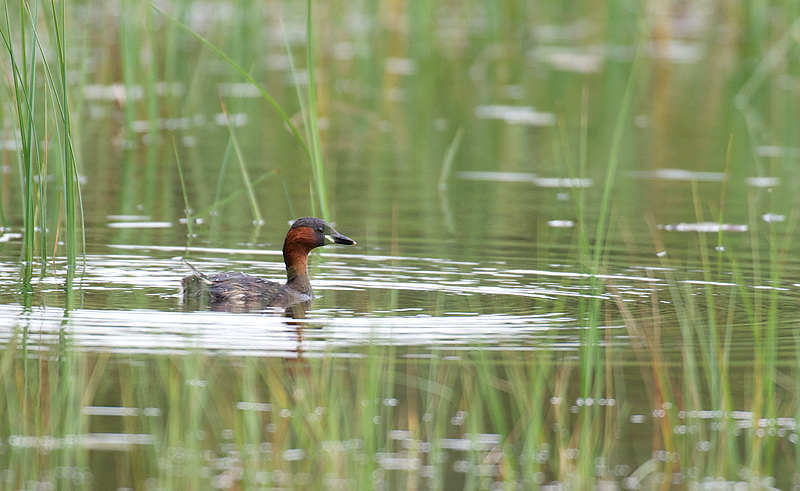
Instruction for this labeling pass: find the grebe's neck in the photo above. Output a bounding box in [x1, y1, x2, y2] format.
[283, 231, 313, 296]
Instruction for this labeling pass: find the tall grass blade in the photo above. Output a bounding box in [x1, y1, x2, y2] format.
[2, 1, 37, 269]
[219, 98, 263, 224]
[41, 0, 83, 271]
[280, 172, 296, 219]
[437, 127, 463, 190]
[304, 0, 328, 220]
[581, 9, 650, 395]
[174, 139, 193, 240]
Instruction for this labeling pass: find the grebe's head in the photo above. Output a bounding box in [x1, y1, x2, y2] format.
[285, 217, 356, 251]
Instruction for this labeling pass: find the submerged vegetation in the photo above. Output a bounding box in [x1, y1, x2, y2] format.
[1, 0, 800, 488]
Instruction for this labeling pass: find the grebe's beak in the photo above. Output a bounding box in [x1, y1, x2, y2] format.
[325, 231, 356, 246]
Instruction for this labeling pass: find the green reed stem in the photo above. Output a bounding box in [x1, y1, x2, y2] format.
[579, 8, 649, 403]
[33, 6, 81, 271]
[23, 2, 37, 271]
[49, 0, 78, 270]
[174, 140, 193, 239]
[690, 181, 719, 406]
[279, 172, 296, 219]
[219, 98, 263, 224]
[437, 127, 464, 190]
[761, 175, 780, 474]
[2, 1, 37, 268]
[283, 3, 329, 221]
[305, 0, 328, 221]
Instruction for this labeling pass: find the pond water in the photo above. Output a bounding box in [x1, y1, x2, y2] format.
[2, 1, 800, 490]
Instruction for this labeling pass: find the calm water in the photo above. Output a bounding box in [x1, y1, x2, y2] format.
[2, 1, 800, 489]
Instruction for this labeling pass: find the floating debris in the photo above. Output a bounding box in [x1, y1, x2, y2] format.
[217, 82, 262, 98]
[627, 169, 724, 181]
[282, 449, 306, 461]
[475, 105, 555, 126]
[0, 232, 22, 243]
[179, 217, 205, 225]
[627, 169, 779, 188]
[530, 46, 604, 73]
[755, 146, 800, 158]
[0, 139, 22, 150]
[534, 21, 594, 43]
[83, 82, 184, 102]
[659, 222, 748, 233]
[214, 112, 248, 127]
[650, 40, 703, 64]
[761, 213, 785, 223]
[458, 171, 536, 182]
[385, 58, 417, 75]
[81, 406, 159, 417]
[8, 433, 154, 451]
[534, 177, 592, 188]
[131, 115, 205, 133]
[747, 177, 780, 187]
[106, 215, 151, 221]
[457, 171, 592, 188]
[107, 222, 173, 229]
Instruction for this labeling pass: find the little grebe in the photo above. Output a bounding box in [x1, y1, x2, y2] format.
[181, 217, 356, 308]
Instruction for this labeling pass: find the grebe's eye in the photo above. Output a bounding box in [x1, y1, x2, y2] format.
[317, 226, 324, 233]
